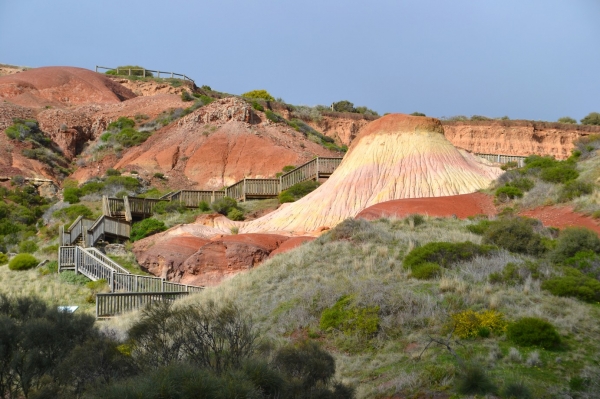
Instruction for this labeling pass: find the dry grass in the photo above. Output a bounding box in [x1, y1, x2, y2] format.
[102, 216, 600, 398]
[0, 265, 95, 314]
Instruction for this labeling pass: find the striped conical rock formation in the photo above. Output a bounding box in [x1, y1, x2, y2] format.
[147, 113, 502, 240]
[230, 113, 502, 234]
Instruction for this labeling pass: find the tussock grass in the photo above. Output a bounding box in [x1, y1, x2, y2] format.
[0, 264, 95, 314]
[104, 216, 600, 398]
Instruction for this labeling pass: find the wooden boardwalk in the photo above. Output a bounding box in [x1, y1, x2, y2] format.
[58, 246, 202, 318]
[102, 156, 344, 222]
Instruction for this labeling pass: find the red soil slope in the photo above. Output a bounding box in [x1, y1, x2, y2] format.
[0, 66, 136, 108]
[520, 206, 600, 235]
[356, 192, 497, 220]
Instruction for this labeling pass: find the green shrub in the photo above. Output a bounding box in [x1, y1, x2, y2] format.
[558, 116, 577, 124]
[130, 218, 167, 242]
[105, 176, 141, 191]
[241, 89, 275, 101]
[105, 168, 121, 176]
[114, 128, 151, 148]
[227, 208, 244, 221]
[80, 181, 106, 195]
[404, 214, 426, 227]
[18, 240, 38, 254]
[265, 110, 283, 123]
[541, 268, 600, 303]
[564, 250, 600, 278]
[107, 117, 135, 130]
[53, 204, 94, 222]
[482, 217, 547, 256]
[281, 165, 295, 173]
[495, 185, 523, 200]
[153, 172, 165, 180]
[411, 262, 442, 279]
[63, 187, 82, 203]
[332, 100, 355, 113]
[278, 191, 295, 204]
[580, 112, 600, 126]
[466, 220, 493, 235]
[507, 177, 535, 192]
[319, 295, 379, 336]
[507, 317, 561, 349]
[100, 132, 113, 142]
[501, 382, 533, 399]
[251, 101, 264, 112]
[410, 111, 426, 117]
[0, 253, 8, 265]
[198, 201, 210, 212]
[211, 197, 238, 216]
[558, 180, 594, 202]
[403, 241, 495, 269]
[8, 253, 39, 270]
[551, 227, 600, 263]
[278, 180, 319, 203]
[181, 91, 194, 102]
[523, 155, 558, 170]
[540, 165, 579, 183]
[489, 261, 540, 285]
[455, 362, 497, 395]
[60, 270, 91, 285]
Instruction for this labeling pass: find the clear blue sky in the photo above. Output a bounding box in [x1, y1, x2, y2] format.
[1, 0, 599, 121]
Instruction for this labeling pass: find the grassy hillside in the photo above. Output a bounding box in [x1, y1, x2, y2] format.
[108, 216, 600, 398]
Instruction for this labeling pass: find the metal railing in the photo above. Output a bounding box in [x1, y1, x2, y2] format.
[96, 292, 190, 319]
[95, 66, 194, 83]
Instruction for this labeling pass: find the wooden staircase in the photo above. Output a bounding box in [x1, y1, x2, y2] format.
[58, 246, 202, 318]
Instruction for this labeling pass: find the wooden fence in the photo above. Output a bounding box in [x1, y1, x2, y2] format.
[96, 292, 190, 319]
[169, 190, 225, 207]
[95, 66, 194, 83]
[476, 153, 527, 167]
[280, 157, 343, 191]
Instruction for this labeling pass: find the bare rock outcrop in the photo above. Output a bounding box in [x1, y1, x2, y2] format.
[134, 229, 292, 287]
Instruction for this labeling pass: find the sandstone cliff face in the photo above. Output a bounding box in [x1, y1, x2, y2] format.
[305, 115, 372, 146]
[109, 77, 193, 97]
[442, 120, 600, 160]
[107, 98, 342, 189]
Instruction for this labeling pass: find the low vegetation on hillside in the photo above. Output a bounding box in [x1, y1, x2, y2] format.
[129, 215, 600, 398]
[5, 118, 71, 177]
[491, 134, 600, 217]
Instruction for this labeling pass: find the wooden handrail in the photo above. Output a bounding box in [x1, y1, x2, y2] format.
[96, 292, 190, 319]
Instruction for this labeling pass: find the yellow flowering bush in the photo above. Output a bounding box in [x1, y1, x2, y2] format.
[451, 309, 507, 339]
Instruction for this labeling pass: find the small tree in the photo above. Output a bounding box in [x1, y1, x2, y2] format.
[558, 116, 577, 124]
[332, 100, 355, 113]
[581, 112, 600, 126]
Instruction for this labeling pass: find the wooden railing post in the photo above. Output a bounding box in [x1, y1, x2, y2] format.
[315, 157, 320, 180]
[110, 269, 115, 292]
[74, 247, 79, 275]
